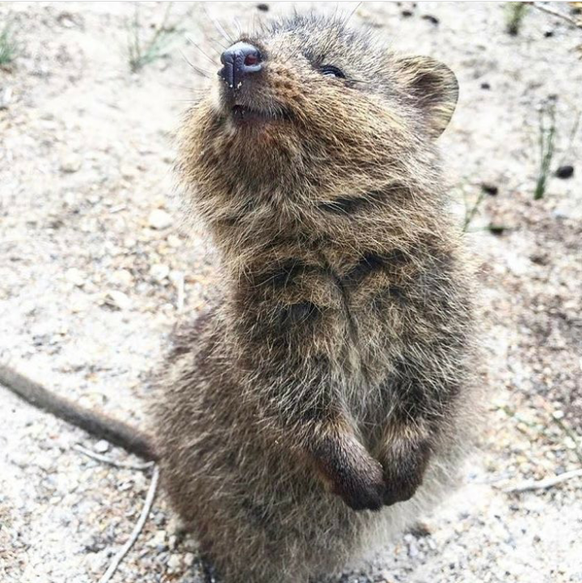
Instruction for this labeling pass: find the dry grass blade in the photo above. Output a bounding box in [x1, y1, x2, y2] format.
[462, 188, 487, 232]
[504, 468, 582, 493]
[98, 465, 160, 583]
[127, 3, 179, 73]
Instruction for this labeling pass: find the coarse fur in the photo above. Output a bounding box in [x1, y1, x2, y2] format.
[152, 13, 481, 583]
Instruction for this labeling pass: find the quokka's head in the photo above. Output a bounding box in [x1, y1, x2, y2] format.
[179, 14, 458, 205]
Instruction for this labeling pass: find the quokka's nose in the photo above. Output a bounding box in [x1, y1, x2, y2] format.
[219, 42, 263, 90]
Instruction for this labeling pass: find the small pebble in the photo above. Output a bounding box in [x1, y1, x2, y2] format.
[111, 269, 134, 287]
[555, 165, 574, 179]
[87, 552, 108, 573]
[167, 554, 182, 572]
[93, 440, 109, 453]
[0, 86, 13, 110]
[564, 436, 577, 449]
[167, 234, 182, 248]
[257, 3, 269, 11]
[488, 224, 505, 236]
[529, 253, 548, 266]
[169, 269, 184, 286]
[481, 183, 499, 195]
[60, 154, 82, 173]
[149, 530, 167, 547]
[150, 263, 170, 282]
[120, 164, 137, 180]
[152, 511, 166, 526]
[104, 290, 131, 310]
[553, 201, 581, 220]
[421, 14, 439, 25]
[148, 209, 173, 230]
[58, 14, 77, 28]
[65, 267, 86, 286]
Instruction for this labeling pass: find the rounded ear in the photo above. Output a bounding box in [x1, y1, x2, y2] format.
[397, 56, 459, 138]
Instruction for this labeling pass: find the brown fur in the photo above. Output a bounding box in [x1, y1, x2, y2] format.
[152, 14, 480, 583]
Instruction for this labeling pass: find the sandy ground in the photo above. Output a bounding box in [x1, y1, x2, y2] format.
[0, 2, 581, 582]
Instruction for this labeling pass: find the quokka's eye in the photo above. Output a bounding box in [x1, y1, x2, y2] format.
[320, 65, 345, 79]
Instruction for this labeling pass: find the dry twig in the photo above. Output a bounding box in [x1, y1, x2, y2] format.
[98, 465, 160, 583]
[504, 468, 582, 493]
[73, 444, 154, 471]
[530, 2, 582, 28]
[172, 270, 185, 313]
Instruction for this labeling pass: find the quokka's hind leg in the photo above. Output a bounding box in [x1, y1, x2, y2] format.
[197, 517, 313, 583]
[189, 468, 363, 583]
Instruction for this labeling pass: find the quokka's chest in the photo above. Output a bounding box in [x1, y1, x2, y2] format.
[236, 245, 419, 345]
[230, 254, 425, 403]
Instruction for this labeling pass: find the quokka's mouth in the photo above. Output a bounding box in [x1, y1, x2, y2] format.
[230, 104, 292, 125]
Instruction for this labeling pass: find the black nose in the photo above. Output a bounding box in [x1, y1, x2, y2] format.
[219, 42, 263, 90]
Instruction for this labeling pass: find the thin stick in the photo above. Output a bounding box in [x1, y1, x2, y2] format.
[73, 444, 154, 471]
[174, 271, 185, 313]
[98, 465, 160, 583]
[504, 468, 582, 493]
[530, 2, 582, 28]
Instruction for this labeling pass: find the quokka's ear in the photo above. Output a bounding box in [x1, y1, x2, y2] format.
[397, 56, 459, 138]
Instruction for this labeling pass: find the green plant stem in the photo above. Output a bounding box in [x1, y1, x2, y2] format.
[463, 189, 487, 232]
[534, 99, 557, 200]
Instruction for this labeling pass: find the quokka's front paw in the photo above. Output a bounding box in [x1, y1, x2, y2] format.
[381, 441, 431, 507]
[330, 456, 386, 511]
[313, 432, 387, 511]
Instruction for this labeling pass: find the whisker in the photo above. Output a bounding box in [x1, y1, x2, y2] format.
[205, 39, 224, 58]
[166, 99, 202, 104]
[165, 81, 196, 91]
[186, 35, 218, 66]
[180, 49, 211, 79]
[203, 4, 234, 44]
[342, 2, 362, 27]
[233, 17, 243, 37]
